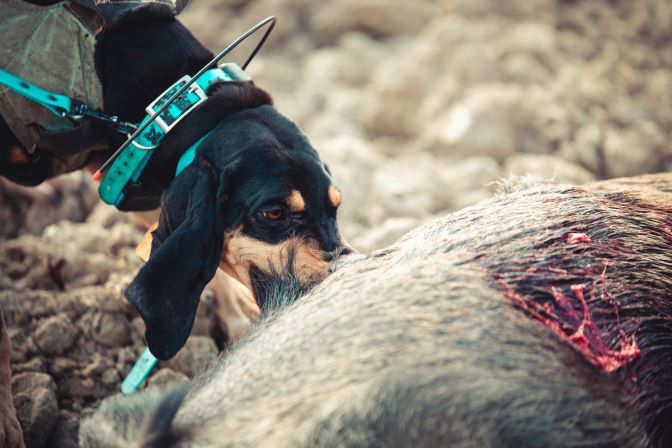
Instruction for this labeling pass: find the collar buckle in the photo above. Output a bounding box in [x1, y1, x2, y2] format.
[145, 75, 208, 134]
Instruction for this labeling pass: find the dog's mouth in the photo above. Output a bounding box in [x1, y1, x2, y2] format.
[220, 231, 366, 314]
[220, 234, 332, 309]
[249, 251, 368, 315]
[329, 252, 368, 273]
[249, 249, 320, 316]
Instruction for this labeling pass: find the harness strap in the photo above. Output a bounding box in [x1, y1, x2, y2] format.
[0, 68, 137, 134]
[0, 69, 73, 117]
[175, 133, 210, 175]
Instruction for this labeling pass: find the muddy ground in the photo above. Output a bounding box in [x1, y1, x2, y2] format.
[0, 0, 670, 446]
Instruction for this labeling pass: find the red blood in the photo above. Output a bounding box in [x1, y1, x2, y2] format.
[498, 273, 640, 374]
[565, 233, 591, 244]
[561, 285, 639, 373]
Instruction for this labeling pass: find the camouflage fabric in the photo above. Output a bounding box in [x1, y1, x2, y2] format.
[72, 0, 186, 26]
[0, 0, 185, 177]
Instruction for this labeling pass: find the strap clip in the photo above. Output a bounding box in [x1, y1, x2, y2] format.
[66, 101, 138, 134]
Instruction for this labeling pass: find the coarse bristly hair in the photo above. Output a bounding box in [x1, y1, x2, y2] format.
[81, 174, 672, 448]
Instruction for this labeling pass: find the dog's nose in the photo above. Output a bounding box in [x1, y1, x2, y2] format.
[329, 252, 367, 273]
[322, 250, 338, 262]
[322, 247, 354, 262]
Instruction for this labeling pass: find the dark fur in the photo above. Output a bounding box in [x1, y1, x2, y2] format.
[125, 155, 231, 360]
[81, 174, 672, 447]
[136, 385, 190, 448]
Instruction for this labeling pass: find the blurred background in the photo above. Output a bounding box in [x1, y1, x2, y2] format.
[0, 1, 670, 446]
[183, 0, 672, 252]
[2, 0, 672, 250]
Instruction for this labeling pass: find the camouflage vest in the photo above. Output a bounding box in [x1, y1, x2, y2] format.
[0, 0, 183, 179]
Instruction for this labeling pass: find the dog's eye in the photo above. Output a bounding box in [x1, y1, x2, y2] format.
[260, 208, 286, 221]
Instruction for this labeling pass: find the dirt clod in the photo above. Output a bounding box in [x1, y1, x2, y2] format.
[33, 315, 78, 356]
[90, 313, 131, 348]
[164, 336, 219, 378]
[11, 373, 59, 448]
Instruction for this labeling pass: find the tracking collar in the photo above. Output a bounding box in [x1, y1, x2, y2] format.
[93, 15, 276, 210]
[97, 63, 250, 207]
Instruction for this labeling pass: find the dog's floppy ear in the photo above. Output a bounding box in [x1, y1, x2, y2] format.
[125, 155, 238, 360]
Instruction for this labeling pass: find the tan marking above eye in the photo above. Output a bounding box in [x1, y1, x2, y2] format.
[328, 185, 342, 208]
[287, 190, 306, 212]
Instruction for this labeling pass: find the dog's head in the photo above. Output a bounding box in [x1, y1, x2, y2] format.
[126, 82, 351, 359]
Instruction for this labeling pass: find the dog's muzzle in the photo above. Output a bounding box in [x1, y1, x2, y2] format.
[329, 253, 367, 273]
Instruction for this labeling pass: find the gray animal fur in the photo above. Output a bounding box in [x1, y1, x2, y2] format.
[81, 174, 672, 447]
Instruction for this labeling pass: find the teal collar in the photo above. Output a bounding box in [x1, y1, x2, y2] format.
[175, 132, 210, 176]
[98, 63, 251, 206]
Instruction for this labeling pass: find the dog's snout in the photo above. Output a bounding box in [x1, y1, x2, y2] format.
[329, 252, 367, 273]
[322, 250, 338, 262]
[322, 247, 354, 262]
[325, 247, 366, 273]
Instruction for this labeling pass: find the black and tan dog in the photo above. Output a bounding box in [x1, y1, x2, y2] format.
[1, 10, 351, 441]
[125, 90, 352, 359]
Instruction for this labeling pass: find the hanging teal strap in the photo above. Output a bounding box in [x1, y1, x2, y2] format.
[0, 68, 73, 117]
[120, 347, 158, 395]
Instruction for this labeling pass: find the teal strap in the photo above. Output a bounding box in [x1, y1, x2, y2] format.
[175, 133, 210, 175]
[120, 347, 158, 394]
[99, 65, 245, 206]
[0, 68, 73, 117]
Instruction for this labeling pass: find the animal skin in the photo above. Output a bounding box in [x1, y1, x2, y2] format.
[80, 174, 672, 447]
